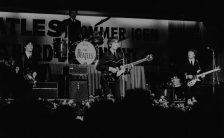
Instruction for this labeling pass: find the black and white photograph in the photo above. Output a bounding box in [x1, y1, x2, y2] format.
[0, 0, 223, 137]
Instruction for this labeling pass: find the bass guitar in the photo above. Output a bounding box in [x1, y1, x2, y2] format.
[102, 54, 153, 82]
[187, 66, 221, 87]
[23, 68, 37, 87]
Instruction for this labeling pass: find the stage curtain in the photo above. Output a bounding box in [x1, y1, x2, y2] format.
[119, 66, 146, 97]
[44, 63, 146, 97]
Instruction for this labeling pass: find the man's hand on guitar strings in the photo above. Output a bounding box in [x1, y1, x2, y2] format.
[33, 72, 37, 79]
[201, 74, 205, 79]
[186, 74, 193, 79]
[197, 69, 201, 73]
[109, 67, 118, 73]
[128, 64, 134, 70]
[15, 66, 20, 74]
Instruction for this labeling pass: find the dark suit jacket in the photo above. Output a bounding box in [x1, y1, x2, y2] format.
[16, 52, 38, 74]
[61, 18, 82, 43]
[96, 49, 123, 72]
[179, 58, 202, 84]
[183, 59, 201, 76]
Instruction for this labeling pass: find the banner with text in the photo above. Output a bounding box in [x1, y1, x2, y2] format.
[0, 11, 168, 63]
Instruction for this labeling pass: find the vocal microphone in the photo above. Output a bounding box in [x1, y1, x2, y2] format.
[206, 46, 213, 51]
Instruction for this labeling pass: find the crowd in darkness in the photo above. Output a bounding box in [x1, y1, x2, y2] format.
[0, 86, 222, 138]
[0, 58, 223, 137]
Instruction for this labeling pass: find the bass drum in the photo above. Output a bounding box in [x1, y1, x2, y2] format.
[75, 41, 96, 65]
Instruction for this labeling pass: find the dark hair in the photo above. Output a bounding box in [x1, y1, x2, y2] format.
[69, 10, 78, 16]
[107, 37, 119, 47]
[24, 40, 34, 47]
[188, 49, 197, 55]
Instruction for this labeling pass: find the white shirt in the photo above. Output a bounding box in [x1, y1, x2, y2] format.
[189, 59, 195, 65]
[25, 51, 32, 59]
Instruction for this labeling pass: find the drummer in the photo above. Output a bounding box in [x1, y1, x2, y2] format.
[61, 10, 82, 64]
[92, 31, 103, 46]
[61, 10, 82, 44]
[168, 63, 185, 101]
[171, 76, 185, 100]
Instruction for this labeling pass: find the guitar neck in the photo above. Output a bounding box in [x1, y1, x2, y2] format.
[124, 58, 146, 68]
[197, 69, 219, 77]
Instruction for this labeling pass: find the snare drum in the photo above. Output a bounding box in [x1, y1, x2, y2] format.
[171, 76, 182, 88]
[75, 41, 96, 64]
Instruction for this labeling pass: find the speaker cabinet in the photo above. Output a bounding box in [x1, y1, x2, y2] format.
[68, 80, 89, 102]
[32, 82, 58, 99]
[63, 65, 88, 75]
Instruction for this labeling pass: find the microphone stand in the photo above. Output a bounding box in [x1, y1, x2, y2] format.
[211, 48, 220, 94]
[120, 44, 125, 99]
[64, 15, 69, 99]
[66, 19, 69, 65]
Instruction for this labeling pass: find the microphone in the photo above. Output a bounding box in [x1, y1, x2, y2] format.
[206, 46, 213, 51]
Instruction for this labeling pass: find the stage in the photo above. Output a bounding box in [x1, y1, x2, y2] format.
[36, 62, 146, 99]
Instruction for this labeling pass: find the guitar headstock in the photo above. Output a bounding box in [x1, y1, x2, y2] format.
[145, 54, 154, 61]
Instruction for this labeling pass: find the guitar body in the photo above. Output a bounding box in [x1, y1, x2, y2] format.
[102, 59, 124, 83]
[101, 54, 154, 83]
[187, 77, 200, 87]
[186, 67, 221, 87]
[23, 68, 37, 87]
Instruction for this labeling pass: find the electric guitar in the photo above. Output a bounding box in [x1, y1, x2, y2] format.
[187, 66, 221, 87]
[23, 68, 37, 87]
[102, 54, 153, 82]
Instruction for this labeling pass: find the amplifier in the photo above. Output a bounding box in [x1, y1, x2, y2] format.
[69, 74, 88, 80]
[32, 82, 58, 99]
[63, 65, 88, 75]
[68, 80, 89, 102]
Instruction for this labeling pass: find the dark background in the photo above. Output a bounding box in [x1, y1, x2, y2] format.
[1, 0, 224, 84]
[0, 0, 223, 20]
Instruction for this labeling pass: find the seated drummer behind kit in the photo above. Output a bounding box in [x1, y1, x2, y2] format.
[61, 10, 82, 44]
[61, 10, 82, 64]
[96, 37, 132, 100]
[181, 49, 205, 101]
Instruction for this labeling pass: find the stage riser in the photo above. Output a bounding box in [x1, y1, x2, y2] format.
[32, 82, 58, 99]
[155, 84, 223, 101]
[68, 80, 89, 102]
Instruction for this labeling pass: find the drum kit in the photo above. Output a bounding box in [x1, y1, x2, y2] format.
[169, 76, 182, 88]
[53, 30, 105, 64]
[159, 76, 183, 102]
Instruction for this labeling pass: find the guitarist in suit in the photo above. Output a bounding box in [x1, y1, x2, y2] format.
[16, 40, 38, 88]
[96, 37, 130, 100]
[181, 49, 205, 101]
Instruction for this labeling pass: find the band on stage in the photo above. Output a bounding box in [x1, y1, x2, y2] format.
[0, 10, 221, 103]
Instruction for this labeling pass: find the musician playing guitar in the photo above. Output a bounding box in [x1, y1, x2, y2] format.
[96, 37, 132, 100]
[182, 49, 205, 101]
[16, 40, 38, 87]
